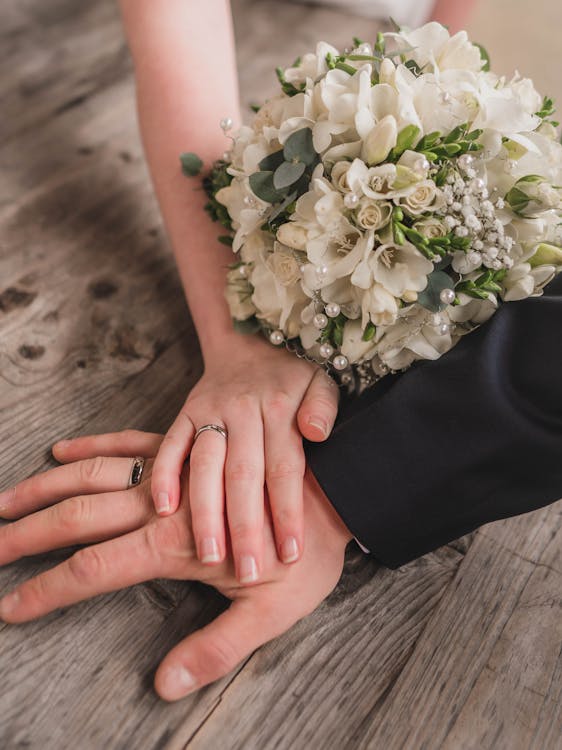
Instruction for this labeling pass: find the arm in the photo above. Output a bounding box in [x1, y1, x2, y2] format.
[431, 0, 479, 33]
[304, 275, 562, 569]
[117, 1, 340, 579]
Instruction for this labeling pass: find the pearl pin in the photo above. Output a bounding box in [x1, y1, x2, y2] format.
[332, 354, 349, 371]
[325, 302, 341, 318]
[313, 313, 329, 329]
[269, 330, 284, 345]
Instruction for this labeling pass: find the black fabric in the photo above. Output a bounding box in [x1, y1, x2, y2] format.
[304, 274, 562, 569]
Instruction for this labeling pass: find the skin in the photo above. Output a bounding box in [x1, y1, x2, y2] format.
[0, 430, 352, 701]
[117, 0, 341, 584]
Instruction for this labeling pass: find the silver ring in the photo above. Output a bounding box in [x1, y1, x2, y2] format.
[193, 423, 228, 443]
[127, 456, 145, 488]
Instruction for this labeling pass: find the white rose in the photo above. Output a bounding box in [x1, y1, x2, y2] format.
[331, 161, 352, 192]
[224, 268, 256, 321]
[397, 180, 445, 216]
[509, 74, 543, 115]
[414, 217, 448, 239]
[266, 243, 302, 286]
[355, 199, 393, 230]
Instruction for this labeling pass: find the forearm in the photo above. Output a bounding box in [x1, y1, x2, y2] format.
[118, 0, 258, 363]
[431, 0, 479, 32]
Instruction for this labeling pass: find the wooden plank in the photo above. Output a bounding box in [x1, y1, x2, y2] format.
[356, 504, 562, 750]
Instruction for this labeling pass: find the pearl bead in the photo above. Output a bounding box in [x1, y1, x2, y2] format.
[315, 264, 328, 277]
[299, 264, 307, 273]
[414, 157, 430, 172]
[325, 302, 341, 318]
[458, 154, 474, 171]
[440, 288, 456, 305]
[223, 151, 231, 161]
[470, 178, 486, 193]
[269, 330, 284, 345]
[438, 323, 449, 336]
[319, 343, 334, 358]
[344, 193, 359, 208]
[243, 195, 256, 207]
[313, 313, 329, 329]
[239, 265, 248, 277]
[332, 354, 349, 371]
[220, 117, 234, 131]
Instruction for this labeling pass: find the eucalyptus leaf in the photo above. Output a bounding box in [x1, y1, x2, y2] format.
[273, 161, 306, 190]
[259, 150, 286, 172]
[268, 190, 298, 224]
[283, 128, 316, 165]
[475, 43, 491, 72]
[233, 316, 262, 334]
[249, 171, 284, 203]
[417, 271, 455, 312]
[180, 152, 203, 176]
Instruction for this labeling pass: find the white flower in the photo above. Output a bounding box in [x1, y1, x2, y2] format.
[355, 199, 393, 230]
[359, 283, 399, 328]
[266, 242, 303, 286]
[396, 180, 445, 216]
[330, 161, 353, 192]
[394, 23, 483, 73]
[341, 319, 378, 364]
[276, 222, 308, 251]
[361, 115, 398, 166]
[414, 217, 448, 238]
[371, 241, 434, 297]
[283, 41, 340, 86]
[502, 262, 556, 301]
[377, 307, 454, 370]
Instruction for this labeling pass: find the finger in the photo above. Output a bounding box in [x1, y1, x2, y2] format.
[151, 411, 196, 516]
[188, 430, 228, 565]
[296, 368, 340, 442]
[224, 402, 265, 586]
[263, 413, 305, 565]
[0, 517, 185, 623]
[155, 596, 295, 701]
[0, 486, 150, 566]
[0, 457, 151, 520]
[53, 430, 164, 462]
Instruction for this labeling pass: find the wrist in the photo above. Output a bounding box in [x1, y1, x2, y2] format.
[201, 328, 272, 369]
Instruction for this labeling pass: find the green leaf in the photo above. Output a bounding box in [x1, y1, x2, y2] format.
[259, 150, 286, 172]
[180, 152, 203, 176]
[505, 186, 530, 214]
[267, 190, 298, 226]
[273, 161, 306, 190]
[475, 43, 491, 72]
[388, 16, 401, 32]
[249, 171, 284, 203]
[233, 316, 262, 334]
[284, 127, 317, 165]
[218, 235, 233, 246]
[353, 36, 365, 47]
[362, 322, 376, 341]
[417, 271, 455, 312]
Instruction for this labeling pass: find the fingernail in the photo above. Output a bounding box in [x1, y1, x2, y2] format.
[239, 555, 258, 584]
[0, 591, 20, 620]
[0, 487, 15, 515]
[308, 417, 328, 438]
[161, 664, 197, 700]
[200, 537, 220, 563]
[281, 536, 299, 563]
[155, 492, 170, 514]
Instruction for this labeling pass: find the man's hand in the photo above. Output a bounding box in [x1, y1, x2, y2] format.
[0, 430, 352, 701]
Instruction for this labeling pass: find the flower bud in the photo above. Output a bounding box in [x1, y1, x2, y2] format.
[361, 115, 398, 166]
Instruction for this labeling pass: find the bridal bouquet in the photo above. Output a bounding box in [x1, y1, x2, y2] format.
[182, 22, 562, 391]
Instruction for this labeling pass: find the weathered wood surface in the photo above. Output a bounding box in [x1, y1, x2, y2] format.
[0, 1, 561, 749]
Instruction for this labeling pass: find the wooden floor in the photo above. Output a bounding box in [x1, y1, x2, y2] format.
[1, 1, 561, 748]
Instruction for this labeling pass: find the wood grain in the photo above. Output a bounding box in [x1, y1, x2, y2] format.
[0, 1, 560, 749]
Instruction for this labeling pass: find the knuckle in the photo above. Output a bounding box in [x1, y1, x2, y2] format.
[79, 455, 105, 484]
[201, 635, 240, 676]
[68, 546, 105, 584]
[308, 395, 338, 414]
[225, 460, 259, 484]
[263, 390, 293, 417]
[142, 520, 187, 562]
[228, 519, 260, 541]
[228, 392, 254, 415]
[55, 496, 91, 532]
[189, 449, 220, 474]
[266, 459, 304, 482]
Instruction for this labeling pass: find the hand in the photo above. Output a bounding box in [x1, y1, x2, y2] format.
[0, 430, 352, 701]
[150, 335, 340, 584]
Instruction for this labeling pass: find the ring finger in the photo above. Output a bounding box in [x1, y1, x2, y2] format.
[0, 456, 150, 520]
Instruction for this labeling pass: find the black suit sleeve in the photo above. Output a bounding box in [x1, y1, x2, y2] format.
[303, 274, 562, 569]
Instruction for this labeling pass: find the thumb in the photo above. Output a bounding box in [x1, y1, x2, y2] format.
[155, 595, 291, 701]
[297, 368, 340, 442]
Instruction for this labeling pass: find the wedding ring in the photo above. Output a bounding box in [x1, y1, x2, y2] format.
[193, 423, 228, 443]
[127, 457, 145, 488]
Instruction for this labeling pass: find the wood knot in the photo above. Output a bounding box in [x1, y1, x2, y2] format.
[19, 344, 46, 360]
[0, 287, 37, 313]
[88, 279, 119, 299]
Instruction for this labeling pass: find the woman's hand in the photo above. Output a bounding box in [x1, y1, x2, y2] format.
[150, 336, 340, 584]
[0, 430, 352, 701]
